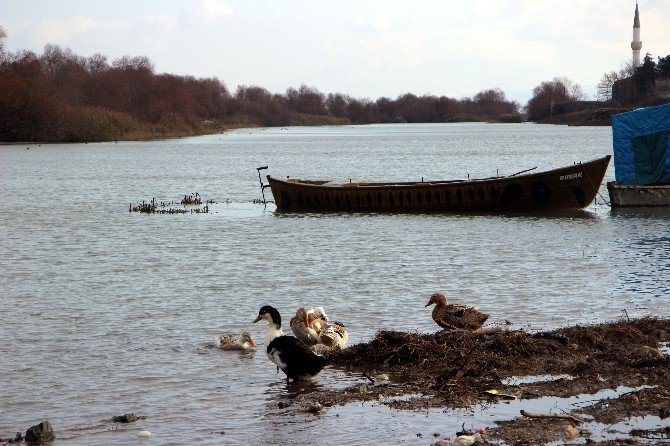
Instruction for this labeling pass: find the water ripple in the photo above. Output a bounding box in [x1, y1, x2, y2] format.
[1, 124, 668, 444]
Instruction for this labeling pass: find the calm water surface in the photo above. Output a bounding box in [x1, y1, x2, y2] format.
[1, 123, 668, 444]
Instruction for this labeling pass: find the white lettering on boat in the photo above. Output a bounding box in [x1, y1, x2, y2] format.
[560, 172, 583, 181]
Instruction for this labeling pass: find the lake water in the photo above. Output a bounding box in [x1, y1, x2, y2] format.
[1, 123, 668, 445]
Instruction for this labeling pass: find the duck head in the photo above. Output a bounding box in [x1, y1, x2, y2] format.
[425, 293, 448, 307]
[254, 305, 284, 345]
[240, 331, 257, 348]
[311, 306, 329, 322]
[253, 305, 282, 330]
[295, 307, 309, 325]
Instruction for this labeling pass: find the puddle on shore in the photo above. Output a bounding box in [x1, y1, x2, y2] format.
[545, 415, 670, 445]
[260, 385, 654, 445]
[501, 374, 573, 386]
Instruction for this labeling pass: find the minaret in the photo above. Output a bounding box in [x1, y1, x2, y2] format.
[631, 3, 642, 67]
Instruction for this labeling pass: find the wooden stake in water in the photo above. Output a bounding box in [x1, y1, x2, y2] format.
[256, 166, 269, 206]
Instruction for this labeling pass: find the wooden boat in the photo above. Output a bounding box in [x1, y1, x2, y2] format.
[607, 182, 670, 207]
[266, 155, 611, 212]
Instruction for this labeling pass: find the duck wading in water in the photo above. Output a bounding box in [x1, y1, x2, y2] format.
[425, 293, 489, 331]
[253, 305, 328, 382]
[216, 331, 257, 350]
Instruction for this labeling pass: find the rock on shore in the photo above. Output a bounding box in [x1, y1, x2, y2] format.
[24, 421, 54, 444]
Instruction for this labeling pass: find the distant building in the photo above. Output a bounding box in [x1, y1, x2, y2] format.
[631, 3, 642, 67]
[612, 3, 670, 105]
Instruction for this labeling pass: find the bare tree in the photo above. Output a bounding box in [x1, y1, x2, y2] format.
[86, 53, 109, 75]
[553, 76, 585, 100]
[112, 55, 154, 73]
[596, 61, 637, 101]
[0, 26, 8, 65]
[526, 77, 576, 121]
[596, 71, 621, 101]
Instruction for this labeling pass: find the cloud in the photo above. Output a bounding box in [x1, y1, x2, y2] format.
[200, 0, 232, 23]
[469, 0, 506, 21]
[34, 15, 122, 44]
[145, 35, 170, 54]
[146, 14, 177, 32]
[353, 16, 392, 33]
[372, 17, 392, 32]
[323, 42, 346, 67]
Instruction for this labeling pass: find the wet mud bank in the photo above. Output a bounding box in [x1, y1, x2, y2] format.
[294, 318, 670, 445]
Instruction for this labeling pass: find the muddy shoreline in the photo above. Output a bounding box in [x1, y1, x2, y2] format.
[288, 318, 670, 445]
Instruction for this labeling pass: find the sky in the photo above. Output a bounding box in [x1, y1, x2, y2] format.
[2, 0, 670, 104]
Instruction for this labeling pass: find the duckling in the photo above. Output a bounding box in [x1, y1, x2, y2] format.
[254, 306, 329, 382]
[216, 331, 257, 350]
[425, 293, 489, 331]
[290, 307, 321, 345]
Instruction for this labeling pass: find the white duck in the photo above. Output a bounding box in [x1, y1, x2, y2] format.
[306, 307, 329, 332]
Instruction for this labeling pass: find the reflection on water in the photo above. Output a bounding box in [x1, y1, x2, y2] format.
[272, 206, 601, 220]
[610, 207, 670, 219]
[1, 123, 669, 444]
[608, 208, 670, 300]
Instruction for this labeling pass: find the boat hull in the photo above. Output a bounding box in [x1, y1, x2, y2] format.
[607, 181, 670, 207]
[268, 155, 611, 213]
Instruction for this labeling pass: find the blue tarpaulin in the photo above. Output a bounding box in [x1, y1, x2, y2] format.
[612, 103, 670, 185]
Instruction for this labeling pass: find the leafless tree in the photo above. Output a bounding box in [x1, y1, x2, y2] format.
[596, 61, 636, 101]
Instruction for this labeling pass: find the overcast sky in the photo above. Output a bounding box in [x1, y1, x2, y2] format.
[3, 0, 669, 103]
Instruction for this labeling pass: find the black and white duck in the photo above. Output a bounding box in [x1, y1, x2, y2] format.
[253, 305, 328, 382]
[216, 331, 257, 350]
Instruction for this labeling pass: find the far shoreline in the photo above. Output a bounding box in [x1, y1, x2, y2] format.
[0, 118, 613, 146]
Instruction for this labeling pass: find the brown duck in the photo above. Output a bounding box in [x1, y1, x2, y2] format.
[425, 293, 489, 330]
[290, 307, 321, 345]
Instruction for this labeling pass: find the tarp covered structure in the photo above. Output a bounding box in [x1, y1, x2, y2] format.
[612, 103, 670, 185]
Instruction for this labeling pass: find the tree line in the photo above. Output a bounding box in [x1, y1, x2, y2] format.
[1, 32, 523, 142]
[5, 27, 669, 143]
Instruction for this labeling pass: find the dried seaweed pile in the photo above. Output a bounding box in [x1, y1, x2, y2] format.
[329, 318, 670, 408]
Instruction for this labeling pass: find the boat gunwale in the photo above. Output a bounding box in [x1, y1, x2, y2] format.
[607, 181, 670, 189]
[268, 155, 611, 190]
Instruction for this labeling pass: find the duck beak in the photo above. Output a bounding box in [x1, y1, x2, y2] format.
[249, 338, 257, 347]
[424, 301, 431, 307]
[253, 315, 262, 323]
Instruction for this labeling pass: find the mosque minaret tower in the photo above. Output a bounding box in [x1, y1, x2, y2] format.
[631, 3, 642, 67]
